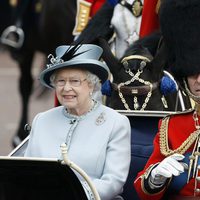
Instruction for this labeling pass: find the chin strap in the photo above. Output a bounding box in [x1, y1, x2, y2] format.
[184, 79, 200, 106]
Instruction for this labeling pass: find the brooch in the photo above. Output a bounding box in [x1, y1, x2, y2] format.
[95, 112, 106, 126]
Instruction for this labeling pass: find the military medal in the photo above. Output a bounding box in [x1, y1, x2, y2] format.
[120, 0, 143, 18]
[132, 0, 143, 17]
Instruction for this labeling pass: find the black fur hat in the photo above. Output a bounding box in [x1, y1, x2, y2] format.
[159, 0, 200, 80]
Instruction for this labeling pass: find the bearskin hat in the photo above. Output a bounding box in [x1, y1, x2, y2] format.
[159, 0, 200, 80]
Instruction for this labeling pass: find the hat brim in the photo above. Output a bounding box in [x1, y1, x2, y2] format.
[40, 59, 109, 89]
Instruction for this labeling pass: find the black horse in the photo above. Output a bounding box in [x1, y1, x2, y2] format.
[0, 0, 76, 146]
[0, 1, 12, 34]
[73, 1, 190, 111]
[98, 33, 191, 111]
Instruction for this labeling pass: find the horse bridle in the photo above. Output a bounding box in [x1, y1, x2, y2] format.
[112, 82, 158, 96]
[113, 55, 159, 110]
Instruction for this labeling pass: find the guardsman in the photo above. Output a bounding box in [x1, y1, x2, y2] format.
[134, 0, 200, 199]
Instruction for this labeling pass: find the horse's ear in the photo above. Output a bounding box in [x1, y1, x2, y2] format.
[97, 37, 122, 77]
[150, 39, 168, 76]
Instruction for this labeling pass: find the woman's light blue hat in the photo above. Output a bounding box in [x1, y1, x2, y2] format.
[40, 44, 110, 88]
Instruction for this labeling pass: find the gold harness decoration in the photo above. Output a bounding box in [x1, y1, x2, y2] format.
[9, 0, 17, 7]
[73, 0, 91, 36]
[118, 68, 153, 110]
[118, 55, 153, 110]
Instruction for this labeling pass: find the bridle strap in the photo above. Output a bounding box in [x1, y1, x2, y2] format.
[112, 82, 159, 96]
[121, 55, 151, 63]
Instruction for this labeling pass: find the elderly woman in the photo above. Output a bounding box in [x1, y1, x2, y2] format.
[134, 0, 200, 199]
[24, 44, 131, 200]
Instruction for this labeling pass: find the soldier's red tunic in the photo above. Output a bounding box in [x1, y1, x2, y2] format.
[134, 110, 200, 199]
[86, 0, 106, 17]
[139, 0, 159, 37]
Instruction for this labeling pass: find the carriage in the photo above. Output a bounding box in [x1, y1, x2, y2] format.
[0, 1, 193, 199]
[0, 110, 176, 200]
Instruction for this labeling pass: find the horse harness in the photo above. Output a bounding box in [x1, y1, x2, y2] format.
[112, 55, 159, 110]
[112, 82, 158, 96]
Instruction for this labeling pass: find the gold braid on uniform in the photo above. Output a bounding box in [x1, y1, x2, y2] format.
[159, 116, 200, 156]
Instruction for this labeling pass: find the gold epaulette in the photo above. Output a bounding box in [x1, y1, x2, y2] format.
[9, 0, 17, 7]
[155, 0, 160, 14]
[35, 1, 42, 13]
[73, 0, 92, 36]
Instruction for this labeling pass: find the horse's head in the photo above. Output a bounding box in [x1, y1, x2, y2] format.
[100, 32, 184, 111]
[115, 33, 165, 110]
[120, 41, 156, 84]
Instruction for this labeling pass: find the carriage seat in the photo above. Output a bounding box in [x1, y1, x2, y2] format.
[118, 110, 175, 200]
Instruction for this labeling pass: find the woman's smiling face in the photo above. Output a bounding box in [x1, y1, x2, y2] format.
[54, 68, 94, 115]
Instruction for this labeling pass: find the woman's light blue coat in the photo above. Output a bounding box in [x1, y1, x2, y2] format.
[25, 103, 131, 200]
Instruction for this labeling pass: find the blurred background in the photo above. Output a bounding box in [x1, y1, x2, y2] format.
[0, 0, 159, 156]
[0, 51, 54, 155]
[0, 0, 77, 153]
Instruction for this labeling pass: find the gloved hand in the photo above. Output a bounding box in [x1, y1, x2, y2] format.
[149, 153, 186, 187]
